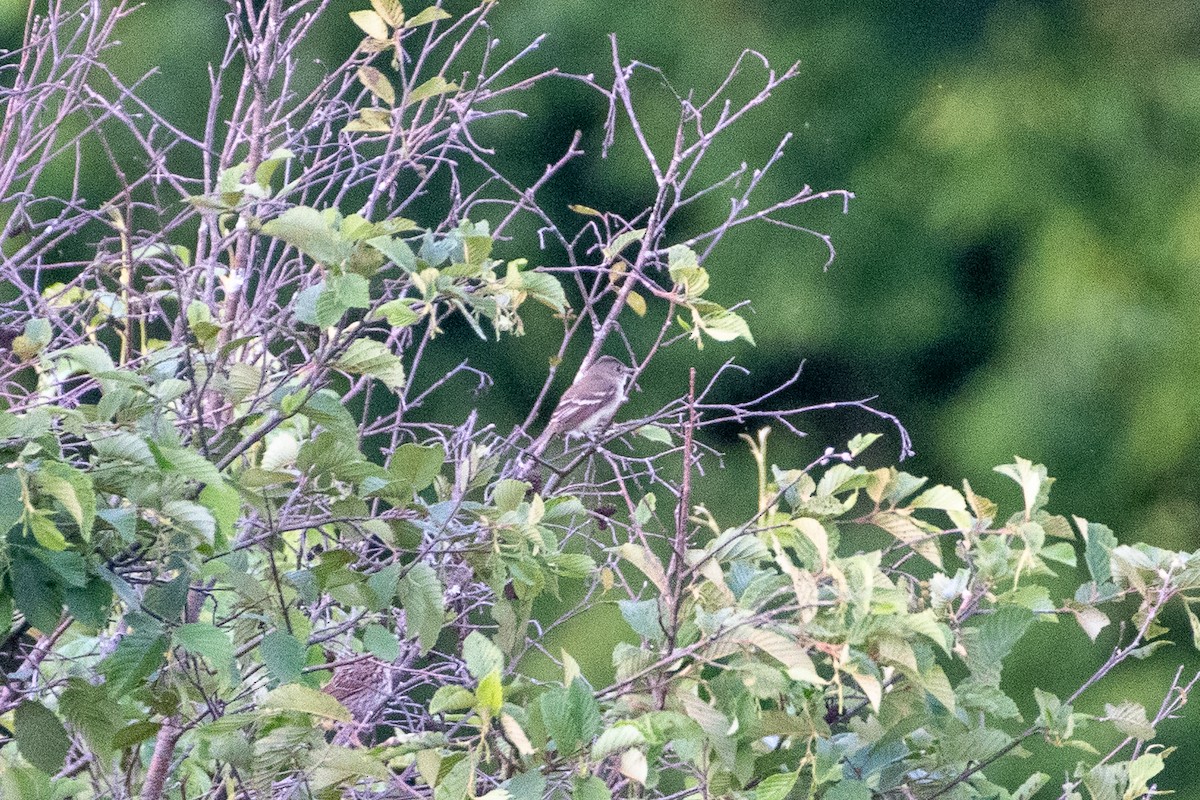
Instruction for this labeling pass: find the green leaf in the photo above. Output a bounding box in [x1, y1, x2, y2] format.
[1104, 701, 1156, 741]
[591, 725, 646, 758]
[755, 770, 798, 800]
[364, 623, 401, 662]
[99, 618, 168, 695]
[463, 631, 504, 680]
[367, 235, 417, 273]
[27, 512, 67, 551]
[111, 720, 160, 751]
[334, 338, 405, 391]
[962, 605, 1035, 687]
[398, 563, 444, 653]
[909, 484, 966, 511]
[698, 306, 754, 345]
[434, 752, 473, 800]
[540, 678, 600, 755]
[374, 299, 422, 329]
[175, 622, 233, 668]
[259, 630, 307, 685]
[603, 229, 645, 260]
[0, 470, 22, 535]
[51, 344, 115, 378]
[1078, 516, 1117, 587]
[60, 679, 119, 758]
[493, 479, 530, 513]
[994, 456, 1052, 517]
[516, 268, 568, 313]
[572, 775, 612, 800]
[1011, 773, 1049, 800]
[14, 701, 71, 775]
[389, 442, 445, 491]
[619, 599, 664, 643]
[162, 499, 216, 544]
[404, 6, 452, 27]
[634, 425, 672, 445]
[822, 780, 872, 800]
[262, 206, 353, 265]
[407, 76, 458, 106]
[64, 577, 112, 629]
[475, 670, 503, 717]
[262, 684, 351, 721]
[34, 461, 94, 540]
[430, 685, 477, 715]
[199, 480, 240, 544]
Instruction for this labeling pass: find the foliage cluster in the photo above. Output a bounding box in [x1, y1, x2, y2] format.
[0, 2, 1195, 800]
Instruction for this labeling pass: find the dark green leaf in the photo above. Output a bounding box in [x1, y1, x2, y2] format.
[260, 630, 307, 684]
[14, 701, 70, 774]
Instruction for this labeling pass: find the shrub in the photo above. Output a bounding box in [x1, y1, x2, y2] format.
[0, 2, 1193, 799]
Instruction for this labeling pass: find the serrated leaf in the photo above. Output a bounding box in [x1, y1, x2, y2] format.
[175, 622, 233, 667]
[100, 621, 168, 695]
[435, 753, 473, 800]
[262, 206, 353, 265]
[398, 563, 444, 653]
[364, 623, 400, 662]
[869, 510, 942, 568]
[755, 771, 798, 800]
[262, 684, 351, 721]
[463, 631, 504, 679]
[334, 338, 405, 391]
[14, 701, 70, 774]
[909, 484, 966, 512]
[350, 9, 389, 40]
[389, 443, 444, 491]
[592, 725, 646, 758]
[615, 543, 668, 593]
[698, 306, 754, 345]
[1104, 701, 1156, 741]
[162, 499, 216, 544]
[260, 630, 307, 684]
[60, 679, 119, 757]
[35, 461, 94, 540]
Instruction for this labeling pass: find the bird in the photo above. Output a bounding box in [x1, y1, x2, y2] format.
[527, 355, 635, 460]
[323, 655, 395, 745]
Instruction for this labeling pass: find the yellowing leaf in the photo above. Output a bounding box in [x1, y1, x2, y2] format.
[626, 290, 647, 317]
[406, 76, 458, 106]
[344, 108, 393, 133]
[500, 713, 534, 755]
[349, 9, 389, 40]
[404, 6, 452, 27]
[619, 749, 648, 785]
[357, 66, 395, 106]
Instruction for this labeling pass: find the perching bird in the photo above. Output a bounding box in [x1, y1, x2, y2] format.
[528, 355, 634, 459]
[324, 655, 395, 745]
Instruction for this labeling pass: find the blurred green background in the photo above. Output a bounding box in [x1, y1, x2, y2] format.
[5, 0, 1200, 792]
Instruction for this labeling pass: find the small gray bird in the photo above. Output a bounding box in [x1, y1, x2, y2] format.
[528, 355, 634, 458]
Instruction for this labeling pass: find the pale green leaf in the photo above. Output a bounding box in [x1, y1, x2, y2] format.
[262, 684, 351, 721]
